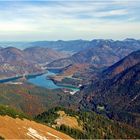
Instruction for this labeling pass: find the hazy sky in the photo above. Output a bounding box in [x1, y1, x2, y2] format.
[0, 0, 140, 41]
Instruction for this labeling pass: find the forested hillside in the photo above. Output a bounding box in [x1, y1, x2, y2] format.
[79, 50, 140, 128]
[35, 107, 140, 139]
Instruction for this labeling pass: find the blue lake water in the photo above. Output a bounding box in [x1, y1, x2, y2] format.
[27, 71, 59, 89]
[27, 71, 80, 91]
[0, 70, 80, 92]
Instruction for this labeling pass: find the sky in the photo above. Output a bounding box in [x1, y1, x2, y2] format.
[0, 0, 140, 41]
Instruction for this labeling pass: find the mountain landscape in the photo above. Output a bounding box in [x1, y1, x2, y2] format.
[0, 39, 140, 139]
[0, 0, 140, 139]
[47, 39, 140, 68]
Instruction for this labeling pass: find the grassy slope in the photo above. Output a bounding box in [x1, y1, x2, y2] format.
[0, 105, 73, 139]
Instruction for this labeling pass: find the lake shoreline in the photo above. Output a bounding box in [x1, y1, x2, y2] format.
[0, 72, 46, 83]
[0, 70, 80, 93]
[51, 78, 80, 89]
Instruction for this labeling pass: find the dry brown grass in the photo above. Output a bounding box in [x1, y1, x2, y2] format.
[54, 111, 83, 131]
[0, 115, 73, 139]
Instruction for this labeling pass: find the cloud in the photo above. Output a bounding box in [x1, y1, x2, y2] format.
[95, 9, 128, 17]
[0, 0, 139, 41]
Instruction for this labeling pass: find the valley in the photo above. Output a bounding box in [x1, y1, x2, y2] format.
[0, 39, 140, 139]
[0, 70, 80, 95]
[0, 0, 140, 139]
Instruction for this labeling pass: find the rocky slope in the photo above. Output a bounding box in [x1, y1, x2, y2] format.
[0, 47, 68, 78]
[0, 47, 41, 78]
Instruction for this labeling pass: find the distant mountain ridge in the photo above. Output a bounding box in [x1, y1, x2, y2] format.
[47, 39, 140, 68]
[0, 38, 140, 52]
[29, 40, 90, 53]
[1, 38, 140, 78]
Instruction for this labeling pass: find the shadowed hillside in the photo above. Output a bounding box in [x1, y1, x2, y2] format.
[79, 50, 140, 128]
